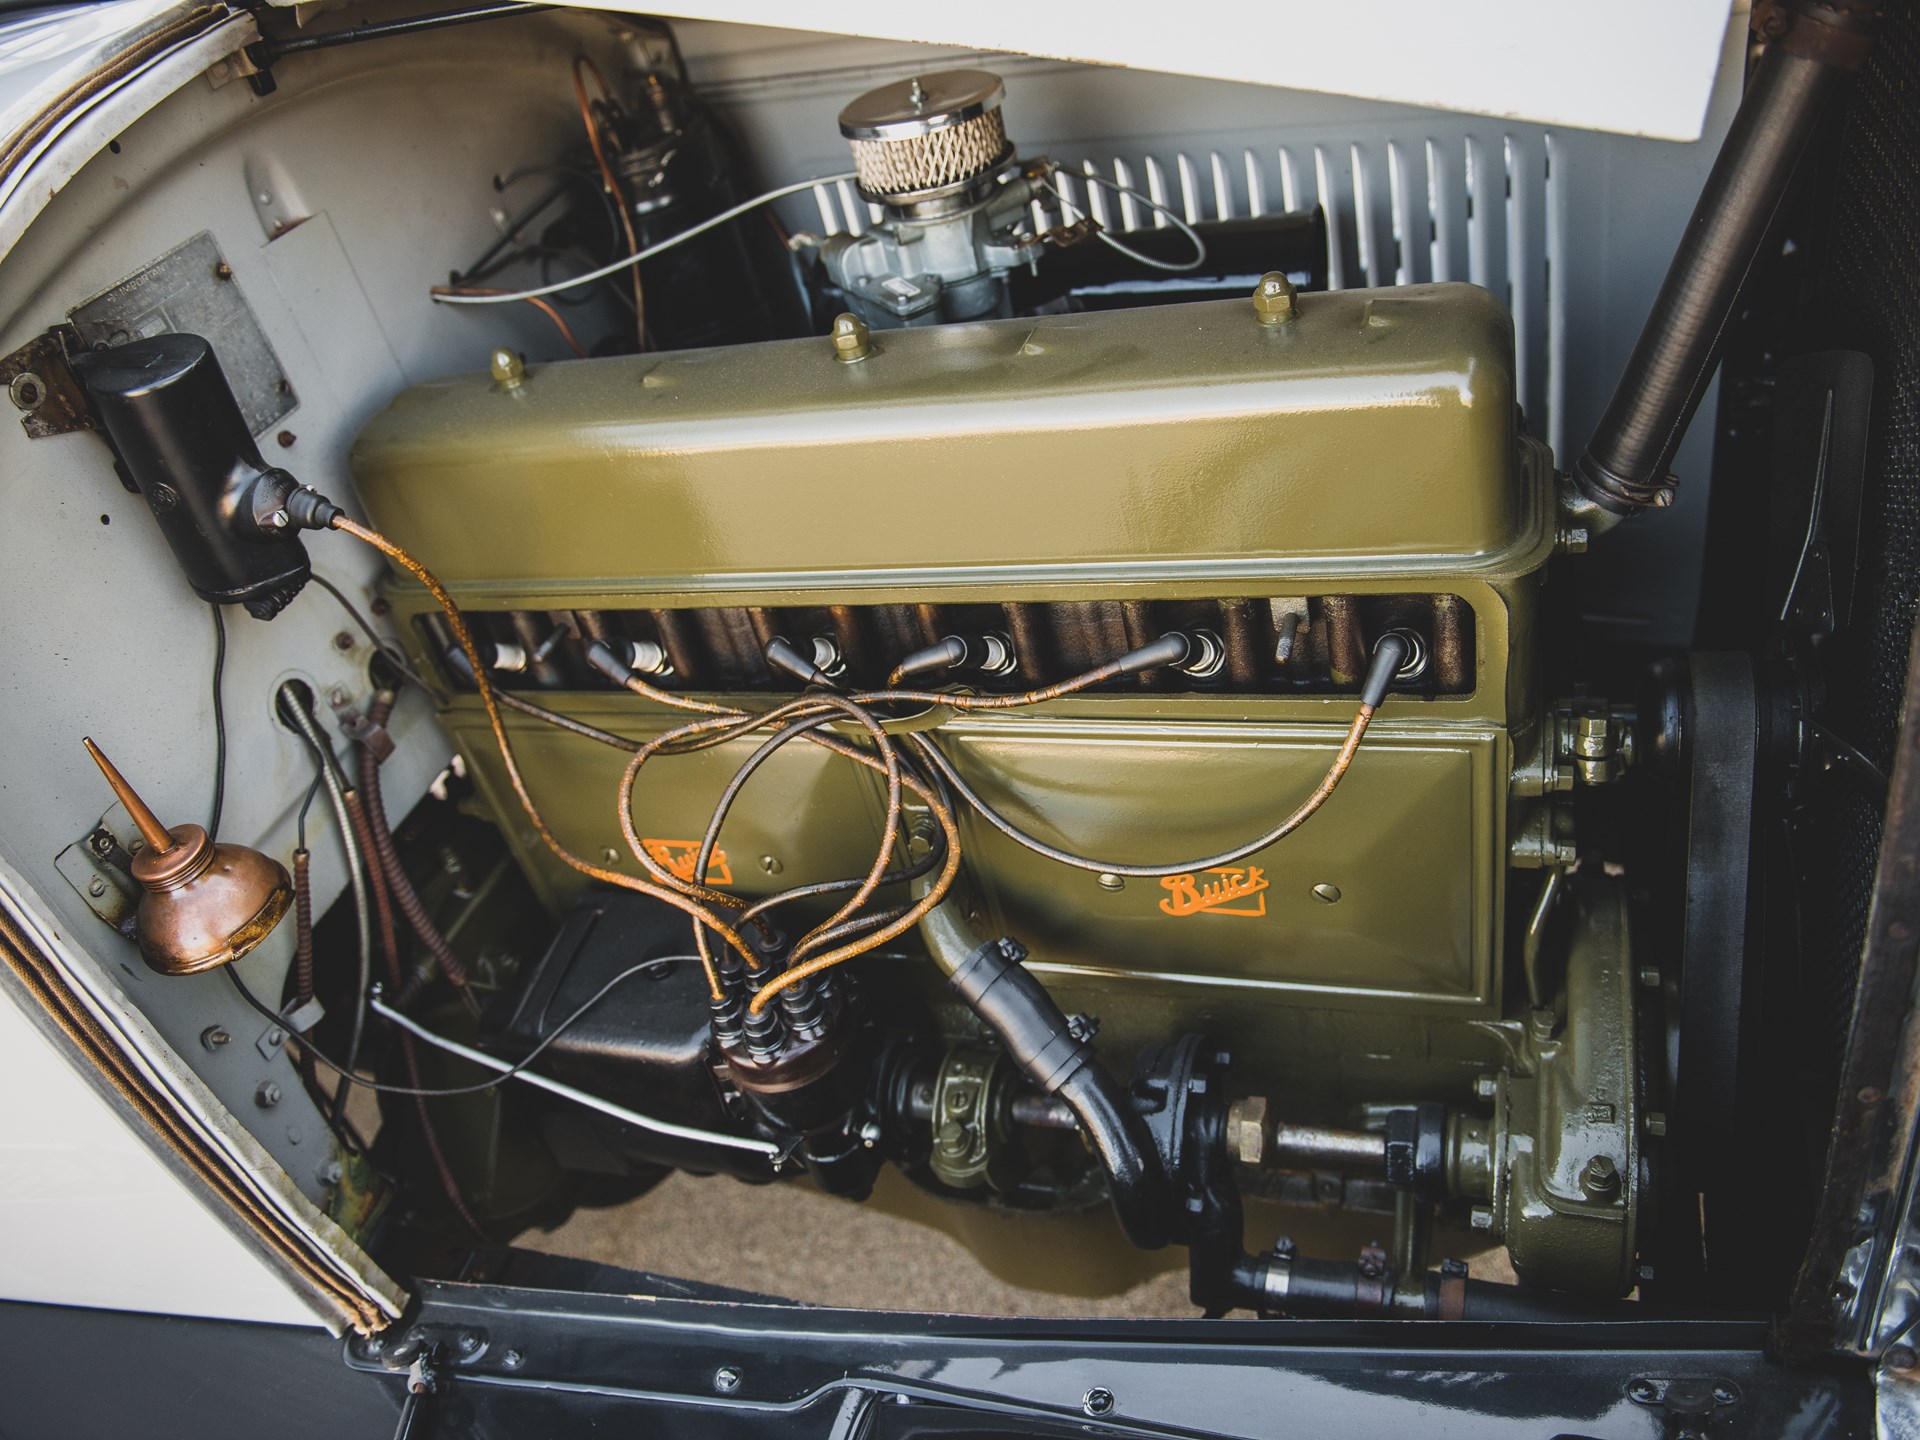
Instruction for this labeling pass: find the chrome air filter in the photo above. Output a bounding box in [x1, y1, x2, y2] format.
[838, 70, 1011, 207]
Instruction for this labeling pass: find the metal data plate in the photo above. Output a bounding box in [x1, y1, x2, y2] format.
[67, 231, 295, 436]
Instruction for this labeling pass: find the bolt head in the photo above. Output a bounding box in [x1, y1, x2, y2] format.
[1581, 1154, 1621, 1199]
[1469, 1206, 1496, 1231]
[1252, 271, 1297, 323]
[714, 1365, 742, 1393]
[255, 1082, 282, 1108]
[1474, 1073, 1499, 1100]
[200, 1026, 231, 1051]
[1082, 1387, 1116, 1417]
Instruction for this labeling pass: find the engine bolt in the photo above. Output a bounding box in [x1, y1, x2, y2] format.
[1252, 271, 1297, 324]
[830, 312, 872, 363]
[1581, 1154, 1621, 1200]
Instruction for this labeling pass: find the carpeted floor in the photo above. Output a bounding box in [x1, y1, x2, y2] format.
[519, 1166, 1507, 1316]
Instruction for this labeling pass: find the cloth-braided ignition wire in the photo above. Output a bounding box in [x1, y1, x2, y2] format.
[619, 695, 904, 963]
[906, 703, 1376, 878]
[616, 694, 945, 992]
[573, 55, 645, 347]
[328, 516, 752, 998]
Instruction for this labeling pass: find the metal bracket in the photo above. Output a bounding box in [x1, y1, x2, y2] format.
[1, 326, 96, 440]
[52, 804, 144, 937]
[1626, 1376, 1741, 1438]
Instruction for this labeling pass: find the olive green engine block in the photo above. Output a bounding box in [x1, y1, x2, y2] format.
[352, 283, 1639, 1295]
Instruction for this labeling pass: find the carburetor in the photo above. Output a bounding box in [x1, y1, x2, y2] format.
[820, 70, 1045, 327]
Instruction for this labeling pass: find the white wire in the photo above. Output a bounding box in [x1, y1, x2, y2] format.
[1041, 168, 1208, 274]
[432, 171, 859, 307]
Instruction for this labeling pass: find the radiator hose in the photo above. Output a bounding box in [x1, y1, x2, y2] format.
[922, 900, 1172, 1249]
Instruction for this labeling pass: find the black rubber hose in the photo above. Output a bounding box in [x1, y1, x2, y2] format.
[946, 936, 1171, 1249]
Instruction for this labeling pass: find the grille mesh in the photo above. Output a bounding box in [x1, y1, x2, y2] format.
[849, 109, 1007, 200]
[1799, 3, 1920, 1072]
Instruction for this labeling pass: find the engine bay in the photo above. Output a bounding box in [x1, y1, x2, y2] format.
[0, 0, 1908, 1354]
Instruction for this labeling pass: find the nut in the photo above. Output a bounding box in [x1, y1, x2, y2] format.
[1226, 1096, 1269, 1167]
[830, 312, 872, 363]
[490, 348, 526, 388]
[1252, 271, 1297, 324]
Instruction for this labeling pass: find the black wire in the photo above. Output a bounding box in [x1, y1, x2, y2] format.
[296, 770, 324, 849]
[227, 955, 694, 1097]
[208, 604, 227, 836]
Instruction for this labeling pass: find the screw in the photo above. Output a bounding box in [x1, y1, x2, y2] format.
[200, 1025, 232, 1051]
[1474, 1073, 1499, 1100]
[264, 509, 290, 530]
[501, 1349, 525, 1370]
[1712, 1383, 1738, 1406]
[1096, 872, 1124, 891]
[491, 348, 526, 389]
[1469, 1206, 1495, 1231]
[1252, 271, 1297, 324]
[457, 1331, 481, 1355]
[333, 631, 356, 652]
[830, 312, 872, 363]
[371, 597, 390, 617]
[714, 1365, 742, 1393]
[214, 261, 233, 280]
[1638, 965, 1662, 989]
[328, 686, 350, 708]
[1645, 1111, 1668, 1137]
[859, 1120, 882, 1149]
[319, 1160, 344, 1185]
[255, 1082, 283, 1108]
[276, 430, 296, 448]
[267, 1028, 286, 1048]
[1082, 1387, 1116, 1418]
[1627, 1378, 1660, 1404]
[1312, 882, 1341, 903]
[89, 829, 115, 857]
[602, 847, 620, 864]
[87, 877, 107, 897]
[1889, 1346, 1919, 1373]
[760, 855, 783, 875]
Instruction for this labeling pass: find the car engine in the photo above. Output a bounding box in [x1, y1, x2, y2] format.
[2, 0, 1904, 1345]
